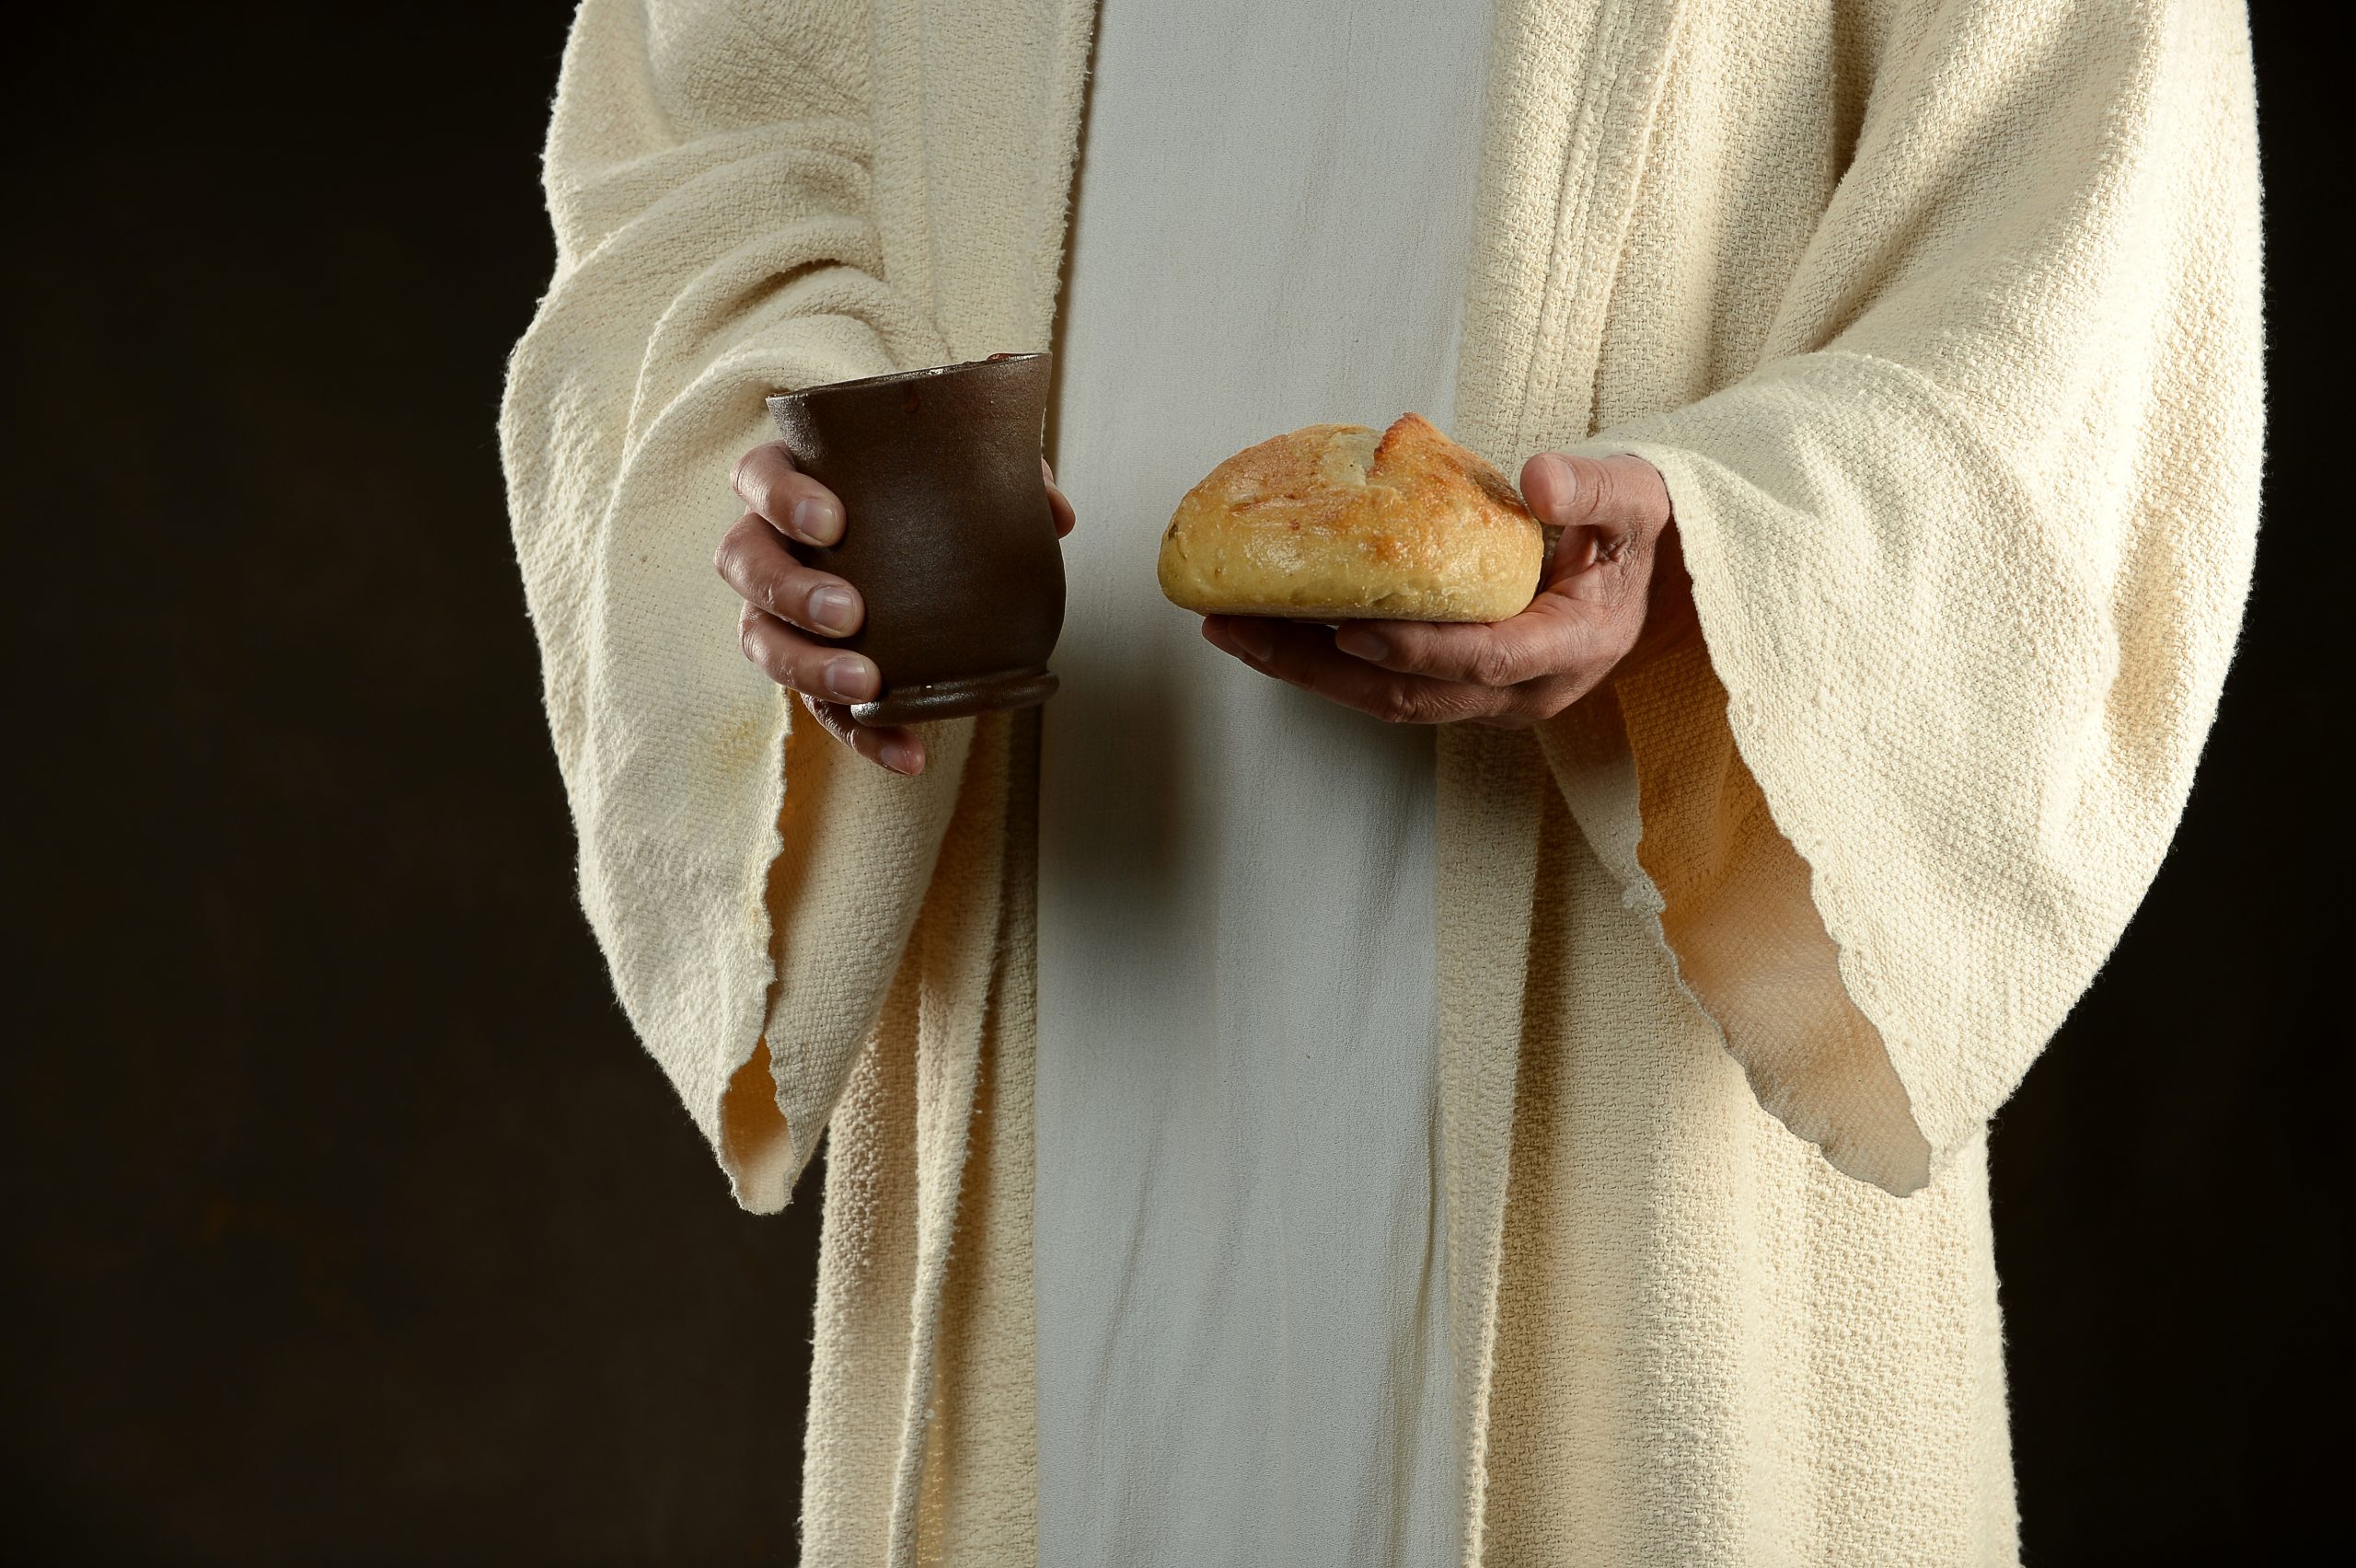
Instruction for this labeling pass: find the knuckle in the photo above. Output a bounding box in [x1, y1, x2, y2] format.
[1466, 640, 1521, 687]
[1371, 628, 1422, 672]
[808, 696, 846, 734]
[730, 444, 771, 502]
[780, 647, 823, 694]
[714, 518, 749, 571]
[718, 512, 768, 570]
[1373, 685, 1421, 725]
[1586, 463, 1622, 518]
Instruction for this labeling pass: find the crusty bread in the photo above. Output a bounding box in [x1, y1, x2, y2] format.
[1156, 413, 1543, 622]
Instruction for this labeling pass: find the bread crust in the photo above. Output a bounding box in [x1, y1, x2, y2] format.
[1156, 413, 1543, 622]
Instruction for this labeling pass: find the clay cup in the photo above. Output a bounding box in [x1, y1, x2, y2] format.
[765, 352, 1065, 727]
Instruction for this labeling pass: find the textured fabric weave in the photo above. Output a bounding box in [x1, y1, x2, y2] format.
[500, 2, 2263, 1563]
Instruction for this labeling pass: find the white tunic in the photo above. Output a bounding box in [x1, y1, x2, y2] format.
[1033, 2, 1494, 1562]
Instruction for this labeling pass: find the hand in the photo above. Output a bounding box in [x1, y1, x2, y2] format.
[1200, 452, 1697, 727]
[718, 438, 1078, 776]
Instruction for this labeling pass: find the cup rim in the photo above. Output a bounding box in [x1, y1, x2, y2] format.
[766, 352, 1046, 406]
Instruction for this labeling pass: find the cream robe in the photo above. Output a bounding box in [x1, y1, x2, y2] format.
[498, 2, 2264, 1564]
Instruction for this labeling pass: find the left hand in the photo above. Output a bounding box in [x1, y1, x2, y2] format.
[1201, 452, 1700, 726]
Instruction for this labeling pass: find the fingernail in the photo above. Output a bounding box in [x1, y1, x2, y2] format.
[791, 496, 842, 545]
[880, 738, 922, 776]
[1533, 454, 1575, 514]
[1335, 628, 1387, 661]
[1232, 621, 1276, 662]
[809, 586, 858, 635]
[822, 654, 877, 702]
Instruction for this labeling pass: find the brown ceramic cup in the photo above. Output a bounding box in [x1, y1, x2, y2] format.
[765, 353, 1065, 727]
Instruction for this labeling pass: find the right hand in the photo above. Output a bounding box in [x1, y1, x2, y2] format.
[718, 439, 1077, 777]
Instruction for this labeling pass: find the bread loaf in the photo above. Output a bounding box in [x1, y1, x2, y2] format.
[1156, 413, 1542, 622]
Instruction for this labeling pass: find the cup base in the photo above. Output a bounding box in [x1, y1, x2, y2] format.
[852, 668, 1058, 727]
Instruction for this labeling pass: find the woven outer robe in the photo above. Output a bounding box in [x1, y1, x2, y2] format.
[498, 1, 2263, 1562]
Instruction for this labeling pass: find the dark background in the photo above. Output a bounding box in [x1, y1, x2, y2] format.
[3, 4, 2339, 1562]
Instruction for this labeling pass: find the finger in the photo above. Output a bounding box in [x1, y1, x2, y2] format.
[715, 511, 866, 636]
[1043, 458, 1077, 538]
[731, 440, 846, 547]
[797, 692, 926, 777]
[1201, 616, 1505, 725]
[1330, 594, 1601, 687]
[738, 605, 884, 706]
[1519, 451, 1669, 568]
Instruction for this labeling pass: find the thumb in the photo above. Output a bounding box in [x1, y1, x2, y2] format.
[1519, 452, 1667, 570]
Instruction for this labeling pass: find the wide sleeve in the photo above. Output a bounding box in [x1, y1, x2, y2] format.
[1543, 0, 2263, 1195]
[499, 0, 965, 1212]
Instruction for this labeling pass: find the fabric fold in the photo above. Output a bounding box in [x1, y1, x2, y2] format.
[501, 0, 959, 1209]
[1543, 1, 2263, 1193]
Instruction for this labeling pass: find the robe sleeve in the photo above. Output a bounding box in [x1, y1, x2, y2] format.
[499, 0, 967, 1212]
[1542, 0, 2264, 1196]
